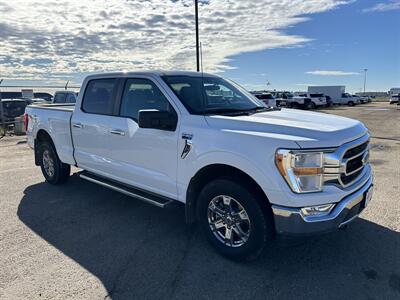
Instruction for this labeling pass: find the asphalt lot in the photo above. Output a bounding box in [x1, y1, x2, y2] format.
[0, 102, 399, 300]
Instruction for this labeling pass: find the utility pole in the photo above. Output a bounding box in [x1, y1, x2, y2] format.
[0, 79, 5, 137]
[363, 69, 368, 95]
[195, 0, 200, 72]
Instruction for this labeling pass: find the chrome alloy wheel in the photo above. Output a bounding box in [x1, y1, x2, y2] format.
[207, 195, 251, 248]
[42, 150, 55, 177]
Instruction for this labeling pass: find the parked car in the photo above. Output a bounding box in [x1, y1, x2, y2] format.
[25, 71, 374, 261]
[309, 93, 328, 108]
[53, 91, 79, 104]
[286, 93, 327, 109]
[285, 94, 312, 109]
[340, 93, 358, 106]
[274, 92, 293, 107]
[0, 99, 28, 122]
[360, 96, 370, 104]
[351, 95, 362, 104]
[252, 93, 277, 107]
[389, 94, 399, 104]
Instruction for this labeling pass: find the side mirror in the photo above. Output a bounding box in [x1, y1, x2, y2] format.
[138, 109, 177, 131]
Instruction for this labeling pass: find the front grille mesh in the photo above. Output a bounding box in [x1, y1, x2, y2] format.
[343, 141, 368, 159]
[340, 141, 369, 186]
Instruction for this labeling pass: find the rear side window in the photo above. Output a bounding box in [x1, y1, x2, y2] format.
[82, 79, 116, 115]
[120, 78, 175, 122]
[54, 93, 66, 103]
[310, 93, 323, 97]
[66, 93, 76, 103]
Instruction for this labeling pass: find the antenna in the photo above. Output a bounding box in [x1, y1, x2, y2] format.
[65, 80, 69, 90]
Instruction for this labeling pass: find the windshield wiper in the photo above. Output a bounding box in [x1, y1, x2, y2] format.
[204, 106, 274, 116]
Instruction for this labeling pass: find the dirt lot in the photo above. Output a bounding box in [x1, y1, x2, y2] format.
[0, 102, 399, 300]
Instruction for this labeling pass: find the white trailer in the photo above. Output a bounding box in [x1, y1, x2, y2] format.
[308, 86, 349, 105]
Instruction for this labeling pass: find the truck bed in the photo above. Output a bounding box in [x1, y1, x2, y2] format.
[25, 103, 75, 165]
[28, 103, 75, 112]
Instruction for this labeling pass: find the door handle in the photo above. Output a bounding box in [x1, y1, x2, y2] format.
[72, 123, 83, 129]
[110, 129, 125, 136]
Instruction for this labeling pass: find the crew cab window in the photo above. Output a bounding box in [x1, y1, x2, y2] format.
[66, 93, 76, 103]
[54, 93, 66, 103]
[82, 79, 116, 115]
[120, 78, 175, 122]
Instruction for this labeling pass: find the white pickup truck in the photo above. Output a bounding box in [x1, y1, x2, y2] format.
[25, 71, 374, 261]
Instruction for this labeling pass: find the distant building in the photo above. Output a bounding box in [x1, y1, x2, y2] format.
[356, 92, 389, 97]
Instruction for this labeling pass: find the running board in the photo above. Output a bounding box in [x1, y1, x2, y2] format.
[79, 171, 175, 208]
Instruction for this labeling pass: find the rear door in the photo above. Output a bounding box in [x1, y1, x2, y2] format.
[71, 78, 121, 176]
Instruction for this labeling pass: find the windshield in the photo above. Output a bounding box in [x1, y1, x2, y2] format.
[162, 75, 265, 114]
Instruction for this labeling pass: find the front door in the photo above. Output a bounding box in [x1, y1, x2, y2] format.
[105, 77, 180, 199]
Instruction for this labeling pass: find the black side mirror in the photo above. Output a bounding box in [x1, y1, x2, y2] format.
[138, 109, 177, 131]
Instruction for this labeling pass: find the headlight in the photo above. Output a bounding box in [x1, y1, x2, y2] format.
[275, 150, 324, 193]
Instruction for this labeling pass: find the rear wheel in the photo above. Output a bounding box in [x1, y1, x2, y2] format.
[197, 178, 273, 261]
[39, 142, 70, 184]
[348, 101, 355, 106]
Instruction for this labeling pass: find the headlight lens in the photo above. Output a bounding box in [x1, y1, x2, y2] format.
[275, 150, 324, 193]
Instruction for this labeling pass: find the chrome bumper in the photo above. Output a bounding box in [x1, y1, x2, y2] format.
[271, 173, 373, 236]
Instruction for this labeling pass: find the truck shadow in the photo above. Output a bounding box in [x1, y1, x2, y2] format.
[18, 175, 400, 299]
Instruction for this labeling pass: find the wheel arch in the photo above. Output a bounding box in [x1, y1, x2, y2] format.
[185, 163, 271, 224]
[34, 129, 56, 166]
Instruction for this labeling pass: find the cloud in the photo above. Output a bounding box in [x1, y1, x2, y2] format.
[363, 0, 400, 12]
[0, 0, 353, 83]
[306, 70, 360, 76]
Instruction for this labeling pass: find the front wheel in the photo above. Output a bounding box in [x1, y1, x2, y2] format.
[197, 178, 274, 261]
[39, 142, 70, 184]
[348, 101, 355, 106]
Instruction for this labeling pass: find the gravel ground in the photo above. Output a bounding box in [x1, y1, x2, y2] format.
[0, 102, 399, 300]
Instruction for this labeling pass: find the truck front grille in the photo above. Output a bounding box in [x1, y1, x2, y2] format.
[340, 141, 369, 187]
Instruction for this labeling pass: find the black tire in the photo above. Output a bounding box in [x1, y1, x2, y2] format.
[348, 101, 354, 106]
[39, 142, 70, 184]
[196, 178, 274, 261]
[311, 102, 316, 109]
[291, 103, 299, 109]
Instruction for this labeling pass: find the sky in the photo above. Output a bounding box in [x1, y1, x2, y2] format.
[0, 0, 399, 93]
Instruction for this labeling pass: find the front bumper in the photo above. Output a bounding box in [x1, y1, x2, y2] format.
[271, 174, 373, 236]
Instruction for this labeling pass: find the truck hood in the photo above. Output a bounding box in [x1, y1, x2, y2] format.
[205, 108, 368, 148]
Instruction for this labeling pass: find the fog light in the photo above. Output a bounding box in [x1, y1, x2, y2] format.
[301, 204, 335, 217]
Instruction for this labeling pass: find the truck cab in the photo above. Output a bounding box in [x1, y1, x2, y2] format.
[25, 71, 374, 261]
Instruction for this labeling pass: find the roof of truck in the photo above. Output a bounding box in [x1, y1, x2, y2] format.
[84, 70, 219, 79]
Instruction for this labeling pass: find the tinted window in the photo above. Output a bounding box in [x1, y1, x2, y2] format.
[82, 79, 116, 115]
[310, 93, 323, 97]
[163, 76, 263, 114]
[66, 93, 76, 103]
[120, 78, 175, 122]
[54, 93, 66, 103]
